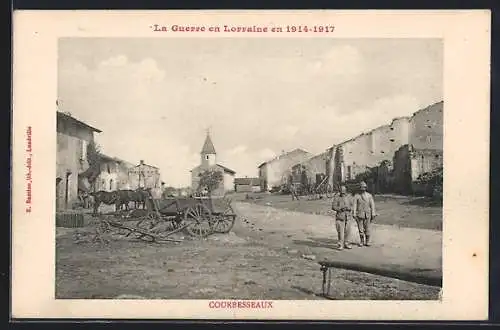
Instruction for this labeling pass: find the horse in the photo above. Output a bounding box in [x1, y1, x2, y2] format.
[130, 188, 151, 210]
[89, 190, 120, 216]
[116, 189, 135, 211]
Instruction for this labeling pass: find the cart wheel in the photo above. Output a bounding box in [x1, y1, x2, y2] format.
[213, 203, 237, 234]
[184, 203, 213, 238]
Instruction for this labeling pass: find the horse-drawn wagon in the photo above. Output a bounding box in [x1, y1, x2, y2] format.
[95, 190, 237, 244]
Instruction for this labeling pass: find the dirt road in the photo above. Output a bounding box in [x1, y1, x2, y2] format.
[56, 200, 441, 300]
[233, 201, 442, 286]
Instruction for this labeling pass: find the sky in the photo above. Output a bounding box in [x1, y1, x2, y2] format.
[58, 38, 443, 187]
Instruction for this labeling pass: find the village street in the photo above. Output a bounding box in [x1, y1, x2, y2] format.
[56, 194, 442, 300]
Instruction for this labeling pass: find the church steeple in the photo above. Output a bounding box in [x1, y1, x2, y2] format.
[201, 130, 216, 155]
[201, 129, 216, 167]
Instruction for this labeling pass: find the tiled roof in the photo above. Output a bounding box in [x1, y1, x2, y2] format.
[217, 164, 236, 174]
[57, 111, 102, 133]
[258, 148, 309, 168]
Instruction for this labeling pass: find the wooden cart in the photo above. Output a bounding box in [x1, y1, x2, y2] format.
[94, 192, 237, 244]
[140, 195, 237, 238]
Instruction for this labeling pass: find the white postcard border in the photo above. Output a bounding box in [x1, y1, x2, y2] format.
[12, 10, 490, 320]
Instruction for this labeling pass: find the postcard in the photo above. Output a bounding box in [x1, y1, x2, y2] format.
[12, 10, 490, 320]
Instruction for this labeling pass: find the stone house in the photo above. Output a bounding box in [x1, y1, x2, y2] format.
[56, 111, 101, 210]
[129, 160, 162, 190]
[234, 177, 261, 193]
[258, 148, 312, 191]
[291, 151, 330, 186]
[94, 155, 135, 192]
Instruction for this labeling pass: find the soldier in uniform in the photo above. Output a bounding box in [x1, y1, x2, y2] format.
[353, 181, 377, 247]
[331, 185, 353, 250]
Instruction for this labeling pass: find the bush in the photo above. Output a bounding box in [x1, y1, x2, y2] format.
[414, 167, 443, 200]
[416, 167, 443, 186]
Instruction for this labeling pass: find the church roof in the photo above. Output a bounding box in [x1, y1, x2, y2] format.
[201, 134, 216, 154]
[190, 163, 236, 175]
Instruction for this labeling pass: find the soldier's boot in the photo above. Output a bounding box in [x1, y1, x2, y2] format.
[358, 235, 365, 247]
[364, 235, 371, 247]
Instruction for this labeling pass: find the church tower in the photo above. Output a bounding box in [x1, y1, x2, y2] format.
[201, 131, 216, 168]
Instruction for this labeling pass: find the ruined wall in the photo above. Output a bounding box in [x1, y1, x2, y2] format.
[392, 145, 413, 194]
[409, 101, 443, 150]
[392, 145, 443, 195]
[330, 101, 442, 189]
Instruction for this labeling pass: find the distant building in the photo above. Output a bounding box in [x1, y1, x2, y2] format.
[234, 177, 261, 193]
[56, 111, 101, 210]
[94, 155, 135, 192]
[129, 160, 161, 189]
[190, 132, 236, 196]
[258, 148, 312, 191]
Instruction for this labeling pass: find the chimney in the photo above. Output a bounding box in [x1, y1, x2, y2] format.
[140, 160, 144, 165]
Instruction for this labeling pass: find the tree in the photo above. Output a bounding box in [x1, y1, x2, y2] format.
[80, 140, 103, 192]
[198, 169, 224, 197]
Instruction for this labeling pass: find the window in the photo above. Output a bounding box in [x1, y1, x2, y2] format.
[107, 164, 111, 174]
[81, 140, 87, 161]
[109, 179, 113, 191]
[205, 155, 209, 160]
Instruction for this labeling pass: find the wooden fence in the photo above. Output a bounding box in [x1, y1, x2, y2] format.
[56, 212, 85, 228]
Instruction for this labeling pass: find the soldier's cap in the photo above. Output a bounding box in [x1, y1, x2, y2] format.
[359, 181, 367, 188]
